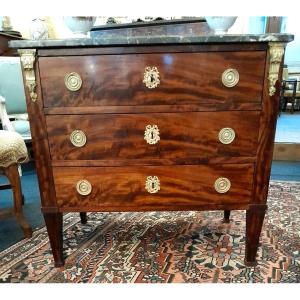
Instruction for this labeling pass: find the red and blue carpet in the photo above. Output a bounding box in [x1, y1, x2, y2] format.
[0, 181, 299, 283]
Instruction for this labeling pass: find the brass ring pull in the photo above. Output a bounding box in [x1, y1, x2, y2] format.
[214, 177, 231, 194]
[218, 128, 235, 144]
[143, 66, 160, 89]
[64, 72, 82, 91]
[76, 179, 92, 196]
[221, 68, 239, 87]
[144, 125, 160, 145]
[145, 176, 160, 194]
[70, 130, 87, 147]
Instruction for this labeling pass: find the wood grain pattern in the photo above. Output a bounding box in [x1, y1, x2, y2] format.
[53, 164, 254, 209]
[245, 204, 267, 266]
[39, 51, 266, 108]
[44, 102, 262, 115]
[43, 212, 64, 267]
[1, 164, 32, 238]
[0, 32, 22, 56]
[16, 40, 289, 268]
[252, 46, 282, 204]
[20, 61, 58, 209]
[46, 111, 260, 161]
[51, 157, 256, 167]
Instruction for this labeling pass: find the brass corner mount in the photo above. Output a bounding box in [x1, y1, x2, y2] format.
[18, 49, 37, 103]
[268, 42, 286, 97]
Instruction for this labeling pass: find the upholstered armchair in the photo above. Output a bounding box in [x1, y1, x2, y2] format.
[0, 57, 31, 141]
[0, 130, 32, 237]
[0, 57, 32, 238]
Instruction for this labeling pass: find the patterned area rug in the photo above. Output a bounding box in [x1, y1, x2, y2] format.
[0, 181, 299, 283]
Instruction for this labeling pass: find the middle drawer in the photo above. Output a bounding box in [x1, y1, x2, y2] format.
[46, 111, 260, 161]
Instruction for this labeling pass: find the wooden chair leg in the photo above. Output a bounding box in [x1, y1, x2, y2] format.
[283, 99, 287, 111]
[80, 212, 87, 224]
[291, 99, 295, 114]
[4, 164, 32, 238]
[223, 210, 231, 223]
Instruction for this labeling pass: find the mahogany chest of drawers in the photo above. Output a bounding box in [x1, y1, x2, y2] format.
[11, 34, 293, 267]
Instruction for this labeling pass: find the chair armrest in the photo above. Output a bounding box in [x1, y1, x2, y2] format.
[9, 113, 29, 121]
[0, 95, 15, 132]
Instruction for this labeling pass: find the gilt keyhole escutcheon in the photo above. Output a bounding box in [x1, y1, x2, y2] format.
[143, 66, 160, 89]
[144, 125, 160, 145]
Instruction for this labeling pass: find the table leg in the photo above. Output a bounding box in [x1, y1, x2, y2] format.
[223, 210, 231, 223]
[80, 212, 87, 224]
[43, 212, 64, 267]
[244, 204, 267, 267]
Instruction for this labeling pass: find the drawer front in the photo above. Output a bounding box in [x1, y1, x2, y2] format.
[53, 164, 254, 209]
[39, 51, 265, 108]
[46, 111, 260, 161]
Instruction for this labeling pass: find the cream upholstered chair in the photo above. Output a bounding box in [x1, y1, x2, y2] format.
[0, 57, 31, 142]
[0, 130, 32, 238]
[0, 95, 31, 141]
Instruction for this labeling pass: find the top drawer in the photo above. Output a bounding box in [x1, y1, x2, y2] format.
[39, 51, 266, 108]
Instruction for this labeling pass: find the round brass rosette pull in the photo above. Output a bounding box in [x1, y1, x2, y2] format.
[70, 130, 87, 147]
[145, 176, 160, 194]
[143, 66, 160, 89]
[221, 68, 239, 87]
[64, 72, 82, 91]
[76, 179, 92, 196]
[144, 124, 160, 145]
[218, 128, 236, 144]
[214, 177, 231, 194]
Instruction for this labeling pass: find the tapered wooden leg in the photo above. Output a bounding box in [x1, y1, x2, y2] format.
[4, 164, 32, 238]
[223, 210, 231, 223]
[43, 212, 64, 267]
[244, 205, 267, 267]
[80, 212, 87, 224]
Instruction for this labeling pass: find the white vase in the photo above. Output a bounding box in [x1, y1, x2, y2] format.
[30, 18, 49, 40]
[63, 17, 96, 38]
[205, 16, 237, 34]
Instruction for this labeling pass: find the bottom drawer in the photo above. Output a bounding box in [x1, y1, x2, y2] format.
[53, 164, 254, 209]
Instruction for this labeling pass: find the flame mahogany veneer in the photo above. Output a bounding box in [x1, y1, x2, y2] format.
[15, 39, 290, 267]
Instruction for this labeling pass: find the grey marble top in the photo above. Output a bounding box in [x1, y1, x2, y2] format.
[9, 34, 294, 49]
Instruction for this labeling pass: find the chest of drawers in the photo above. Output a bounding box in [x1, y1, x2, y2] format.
[11, 34, 293, 267]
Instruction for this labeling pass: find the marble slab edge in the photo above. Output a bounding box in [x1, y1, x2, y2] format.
[9, 34, 294, 49]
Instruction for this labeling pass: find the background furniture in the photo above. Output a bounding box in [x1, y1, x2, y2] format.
[280, 79, 300, 113]
[0, 32, 29, 139]
[0, 58, 31, 141]
[90, 18, 212, 38]
[11, 33, 293, 267]
[0, 130, 32, 238]
[279, 67, 300, 114]
[0, 32, 32, 161]
[0, 32, 22, 57]
[0, 30, 32, 238]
